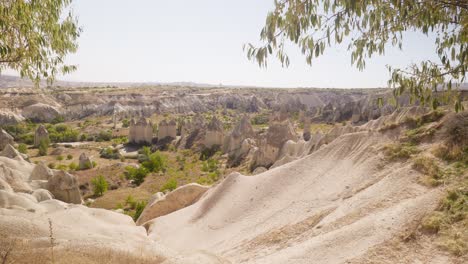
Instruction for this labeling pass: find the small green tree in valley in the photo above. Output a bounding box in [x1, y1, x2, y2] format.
[91, 175, 108, 197]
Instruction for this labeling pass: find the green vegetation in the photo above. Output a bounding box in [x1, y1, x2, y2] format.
[17, 143, 27, 154]
[133, 201, 147, 221]
[2, 122, 36, 144]
[0, 0, 80, 83]
[160, 178, 178, 193]
[91, 175, 108, 197]
[382, 143, 420, 161]
[412, 156, 444, 186]
[421, 181, 468, 256]
[68, 162, 78, 171]
[38, 139, 49, 156]
[122, 119, 130, 128]
[56, 155, 64, 161]
[66, 154, 73, 160]
[247, 0, 465, 111]
[47, 124, 79, 143]
[100, 147, 121, 159]
[141, 151, 167, 173]
[124, 166, 149, 186]
[251, 112, 269, 126]
[95, 130, 112, 142]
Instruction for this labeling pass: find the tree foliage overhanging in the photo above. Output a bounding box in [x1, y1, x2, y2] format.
[0, 0, 80, 84]
[246, 0, 467, 111]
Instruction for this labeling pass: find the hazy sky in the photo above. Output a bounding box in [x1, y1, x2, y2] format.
[48, 0, 438, 88]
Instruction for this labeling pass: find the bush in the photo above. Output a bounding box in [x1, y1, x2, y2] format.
[133, 201, 147, 221]
[48, 163, 55, 169]
[412, 156, 443, 186]
[91, 175, 108, 197]
[51, 115, 65, 124]
[95, 130, 112, 142]
[122, 119, 130, 128]
[382, 143, 419, 161]
[47, 124, 79, 143]
[141, 151, 167, 173]
[160, 178, 177, 193]
[79, 134, 87, 141]
[56, 155, 64, 161]
[124, 166, 149, 186]
[17, 143, 27, 154]
[67, 154, 73, 160]
[38, 139, 49, 156]
[68, 162, 78, 171]
[100, 147, 121, 159]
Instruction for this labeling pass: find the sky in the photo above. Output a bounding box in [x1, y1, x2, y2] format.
[24, 0, 441, 88]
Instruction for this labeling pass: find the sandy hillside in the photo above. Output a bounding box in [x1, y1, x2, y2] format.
[148, 131, 446, 263]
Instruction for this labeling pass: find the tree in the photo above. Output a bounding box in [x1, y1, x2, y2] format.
[0, 0, 81, 84]
[246, 0, 467, 111]
[91, 175, 108, 197]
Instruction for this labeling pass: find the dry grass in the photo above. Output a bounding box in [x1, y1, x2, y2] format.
[382, 143, 420, 161]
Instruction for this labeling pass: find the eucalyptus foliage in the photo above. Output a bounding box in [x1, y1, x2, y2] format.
[0, 0, 81, 84]
[246, 0, 467, 111]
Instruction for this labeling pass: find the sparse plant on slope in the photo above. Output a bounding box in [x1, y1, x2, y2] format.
[91, 175, 108, 197]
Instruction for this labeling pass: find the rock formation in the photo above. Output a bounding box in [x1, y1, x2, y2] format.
[0, 109, 24, 125]
[0, 129, 14, 151]
[223, 116, 256, 166]
[34, 125, 49, 147]
[46, 170, 81, 204]
[251, 120, 297, 169]
[136, 183, 209, 225]
[158, 119, 177, 140]
[129, 117, 153, 144]
[203, 116, 224, 149]
[78, 152, 94, 170]
[22, 103, 61, 122]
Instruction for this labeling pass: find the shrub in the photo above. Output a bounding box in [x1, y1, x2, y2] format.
[48, 163, 55, 169]
[51, 115, 65, 124]
[66, 154, 73, 160]
[100, 147, 121, 159]
[79, 134, 87, 141]
[126, 195, 136, 209]
[133, 201, 147, 221]
[91, 175, 108, 197]
[141, 151, 167, 173]
[382, 143, 419, 161]
[124, 166, 149, 186]
[68, 162, 78, 171]
[47, 124, 79, 143]
[56, 155, 64, 161]
[412, 156, 443, 186]
[122, 119, 130, 128]
[38, 139, 49, 156]
[17, 143, 27, 154]
[96, 130, 112, 142]
[160, 178, 177, 193]
[202, 158, 218, 173]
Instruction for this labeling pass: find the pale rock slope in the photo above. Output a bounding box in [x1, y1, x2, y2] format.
[148, 131, 443, 264]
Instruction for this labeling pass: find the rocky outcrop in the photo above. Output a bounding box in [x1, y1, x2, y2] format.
[78, 152, 94, 170]
[0, 129, 14, 151]
[0, 144, 24, 161]
[203, 116, 224, 148]
[129, 117, 153, 144]
[34, 125, 49, 147]
[46, 170, 81, 204]
[157, 119, 177, 140]
[136, 183, 209, 225]
[224, 116, 256, 166]
[22, 103, 61, 122]
[251, 120, 297, 169]
[0, 110, 24, 125]
[30, 162, 54, 181]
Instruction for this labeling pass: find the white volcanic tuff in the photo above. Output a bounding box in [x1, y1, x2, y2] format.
[129, 117, 153, 144]
[0, 129, 14, 151]
[136, 183, 209, 226]
[0, 110, 24, 125]
[22, 103, 62, 122]
[203, 116, 224, 148]
[158, 119, 177, 140]
[147, 132, 442, 263]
